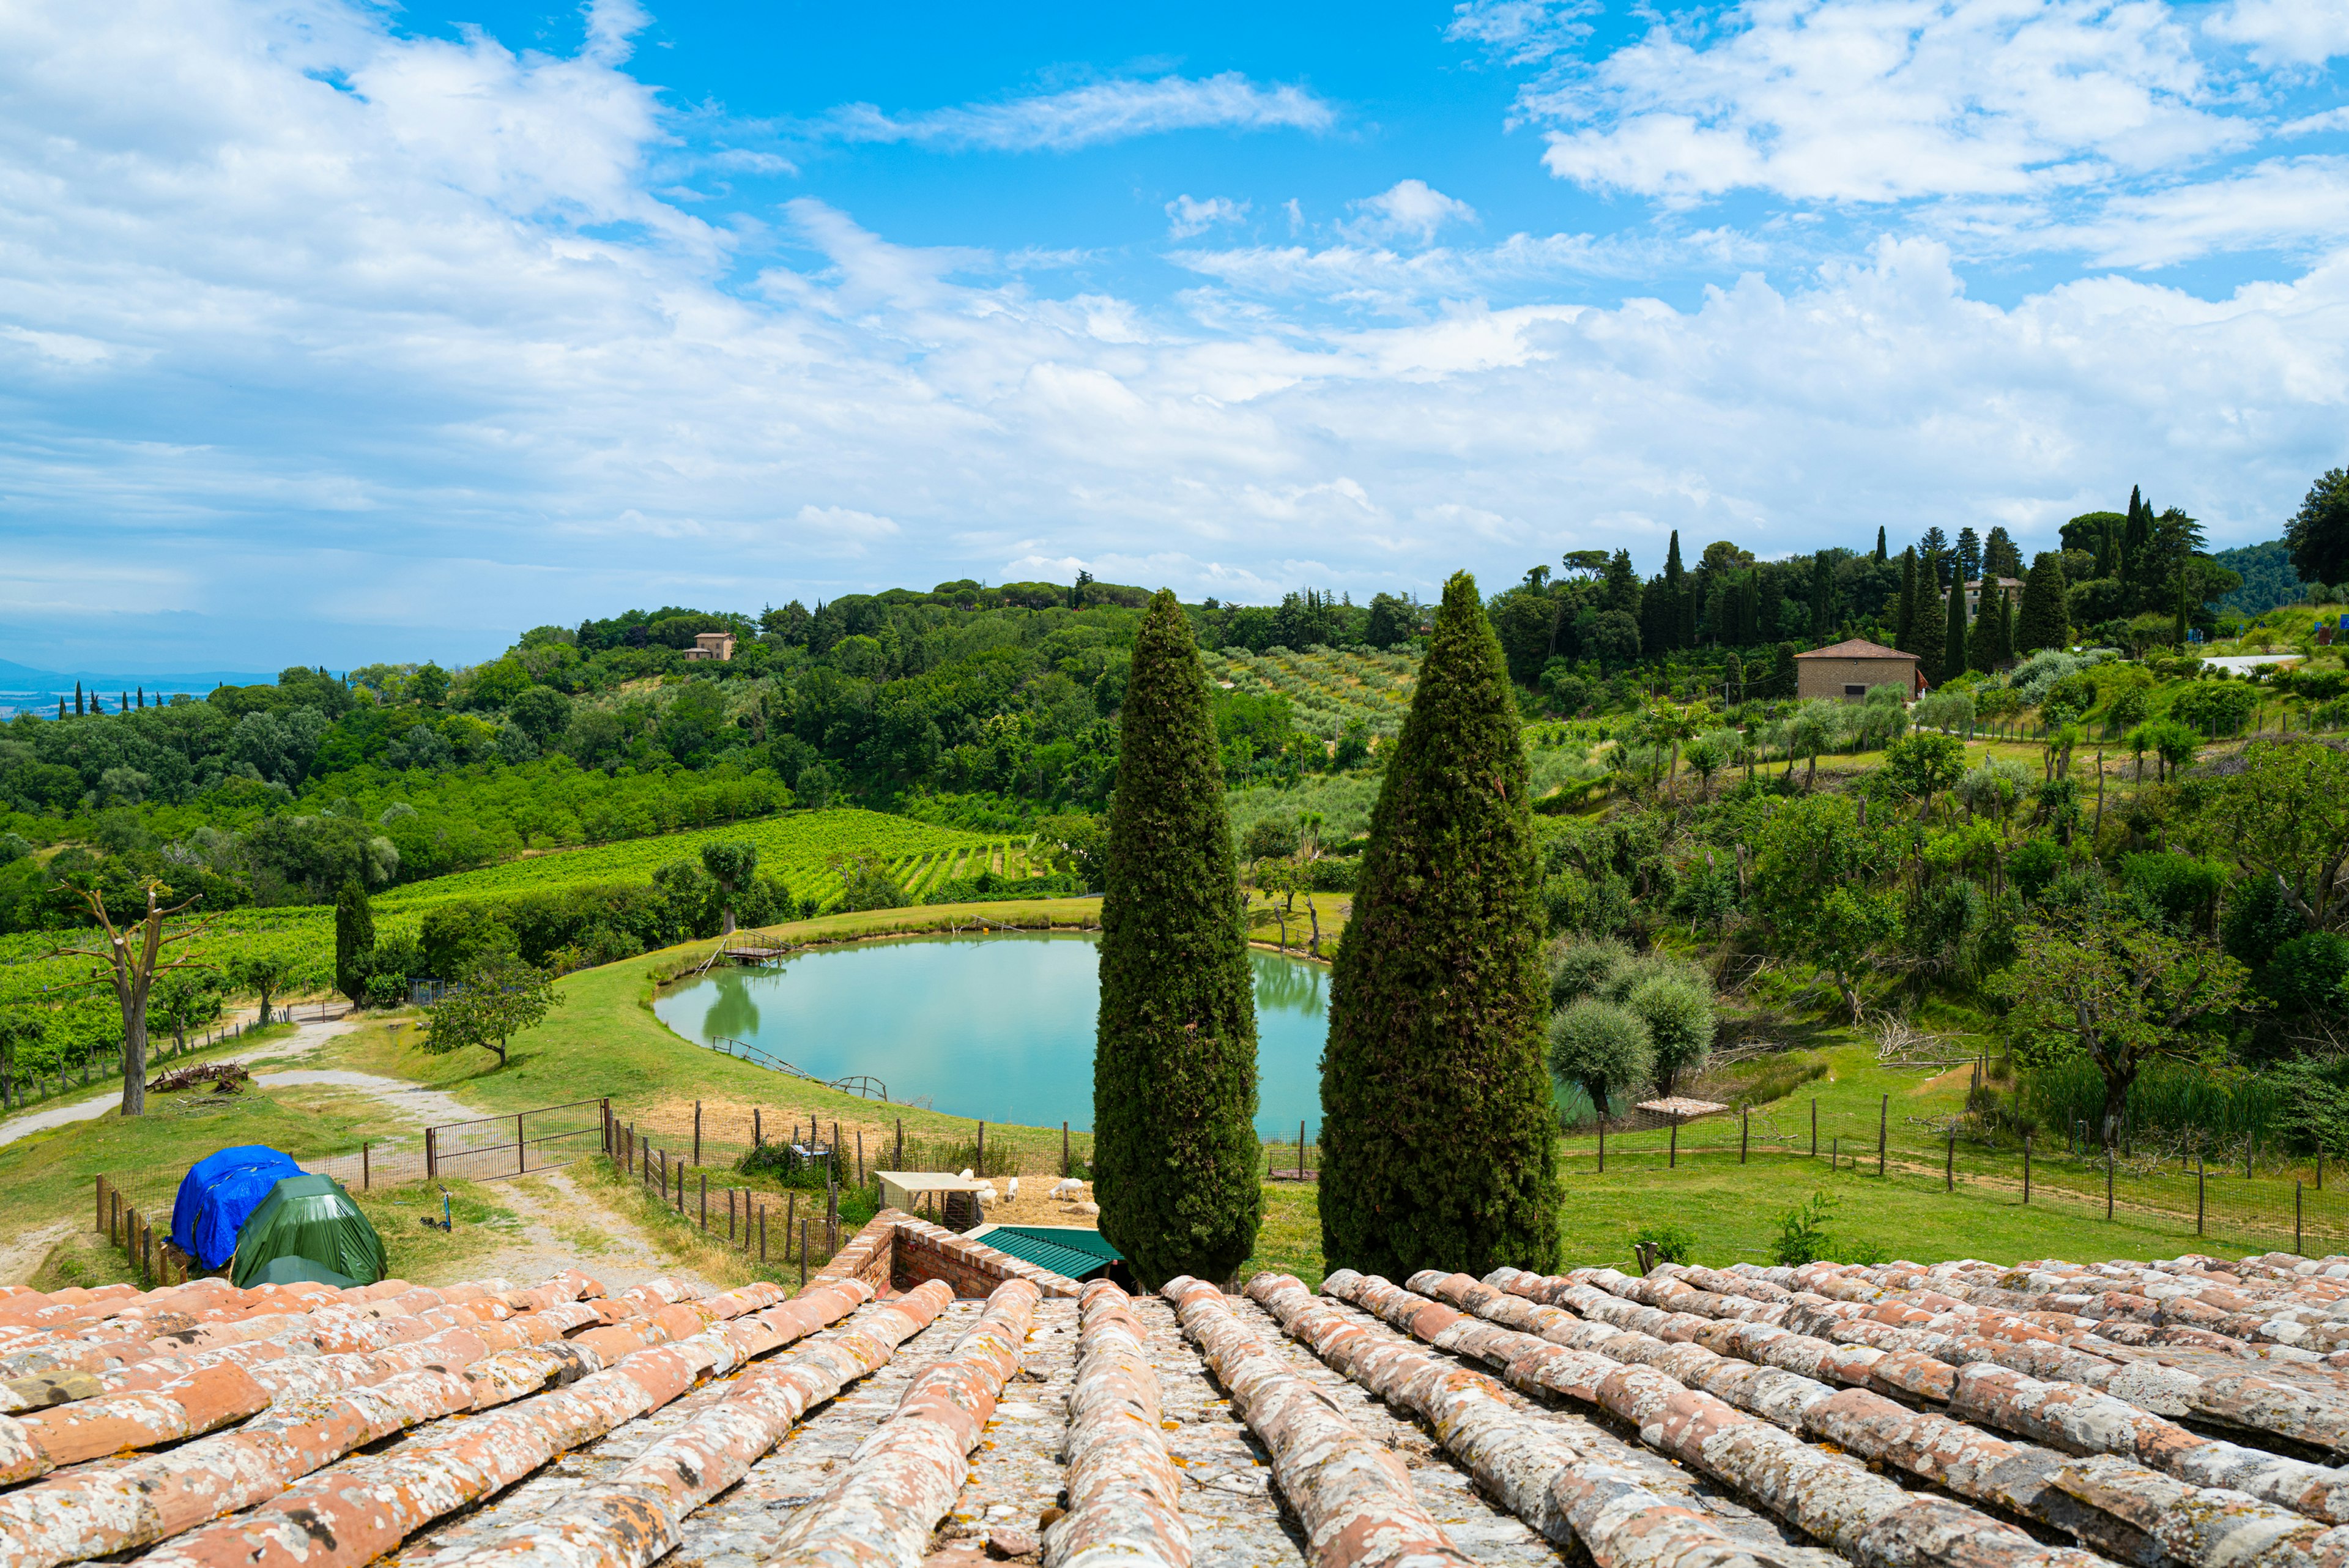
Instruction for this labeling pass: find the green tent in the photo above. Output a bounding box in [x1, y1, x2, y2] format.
[248, 1254, 360, 1290]
[230, 1173, 386, 1290]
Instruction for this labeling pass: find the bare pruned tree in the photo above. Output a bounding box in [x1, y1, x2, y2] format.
[50, 879, 210, 1118]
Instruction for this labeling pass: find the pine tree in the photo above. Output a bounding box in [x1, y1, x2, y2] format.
[1319, 571, 1559, 1280]
[1942, 566, 1967, 686]
[1984, 526, 2022, 579]
[1913, 557, 1947, 685]
[1895, 549, 1918, 651]
[1094, 590, 1260, 1287]
[1875, 526, 1887, 563]
[2016, 552, 2070, 655]
[335, 880, 376, 1005]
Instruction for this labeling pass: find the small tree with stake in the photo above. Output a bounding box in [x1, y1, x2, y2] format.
[423, 954, 562, 1069]
[48, 878, 210, 1117]
[228, 951, 300, 1031]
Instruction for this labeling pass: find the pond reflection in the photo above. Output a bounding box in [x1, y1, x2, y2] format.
[654, 932, 1327, 1137]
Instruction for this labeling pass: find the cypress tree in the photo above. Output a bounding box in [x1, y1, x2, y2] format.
[2016, 552, 2069, 655]
[1875, 526, 1887, 562]
[1942, 565, 1967, 685]
[73, 682, 83, 716]
[1995, 587, 2016, 666]
[55, 697, 64, 721]
[1895, 549, 1918, 651]
[2093, 522, 2117, 581]
[335, 879, 376, 1005]
[1913, 556, 1947, 685]
[1094, 590, 1260, 1287]
[1319, 571, 1559, 1280]
[1662, 533, 1685, 650]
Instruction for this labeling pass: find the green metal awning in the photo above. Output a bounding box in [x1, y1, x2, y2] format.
[972, 1225, 1124, 1281]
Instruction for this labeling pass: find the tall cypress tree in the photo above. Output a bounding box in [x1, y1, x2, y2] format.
[1967, 590, 1995, 673]
[1875, 526, 1888, 563]
[1319, 571, 1559, 1280]
[1913, 555, 1947, 685]
[2016, 552, 2070, 655]
[1895, 549, 1918, 651]
[1662, 533, 1685, 650]
[1095, 590, 1260, 1286]
[73, 682, 83, 716]
[1996, 587, 2016, 666]
[335, 880, 376, 1005]
[1942, 565, 1967, 685]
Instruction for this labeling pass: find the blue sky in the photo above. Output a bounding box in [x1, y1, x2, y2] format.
[2, 0, 2345, 670]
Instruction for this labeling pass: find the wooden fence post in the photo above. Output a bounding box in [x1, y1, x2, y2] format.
[1061, 1121, 1069, 1178]
[1946, 1134, 1954, 1192]
[1811, 1098, 1818, 1157]
[976, 1121, 984, 1172]
[363, 1142, 371, 1191]
[1879, 1095, 1887, 1177]
[856, 1129, 864, 1184]
[754, 1107, 762, 1148]
[1740, 1107, 1749, 1164]
[694, 1101, 702, 1167]
[516, 1112, 525, 1176]
[1669, 1118, 1678, 1169]
[426, 1126, 437, 1180]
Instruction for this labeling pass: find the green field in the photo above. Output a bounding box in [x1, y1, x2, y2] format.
[1201, 645, 1420, 740]
[0, 809, 1061, 1009]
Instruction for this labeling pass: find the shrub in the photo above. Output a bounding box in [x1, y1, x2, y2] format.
[1624, 973, 1715, 1093]
[1632, 1221, 1696, 1266]
[1546, 998, 1652, 1117]
[2172, 680, 2260, 737]
[2266, 932, 2349, 1011]
[1771, 1191, 1836, 1266]
[1549, 938, 1630, 1009]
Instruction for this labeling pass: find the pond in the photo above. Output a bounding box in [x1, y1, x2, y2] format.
[653, 932, 1328, 1140]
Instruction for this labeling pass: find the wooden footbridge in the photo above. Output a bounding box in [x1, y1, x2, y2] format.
[684, 940, 801, 978]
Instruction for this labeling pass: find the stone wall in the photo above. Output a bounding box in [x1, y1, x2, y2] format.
[1797, 655, 1916, 700]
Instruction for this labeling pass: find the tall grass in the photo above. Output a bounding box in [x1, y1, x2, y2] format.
[2018, 1059, 2289, 1151]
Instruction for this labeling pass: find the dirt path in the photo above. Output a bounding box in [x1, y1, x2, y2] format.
[0, 1016, 358, 1150]
[437, 1167, 721, 1297]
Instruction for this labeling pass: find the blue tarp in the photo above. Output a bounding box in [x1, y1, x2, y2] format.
[171, 1145, 303, 1270]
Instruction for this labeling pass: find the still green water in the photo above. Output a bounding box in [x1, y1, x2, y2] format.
[652, 932, 1327, 1138]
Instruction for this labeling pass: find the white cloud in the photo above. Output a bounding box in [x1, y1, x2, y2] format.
[2282, 106, 2349, 138]
[1342, 179, 1477, 246]
[811, 73, 1333, 154]
[2032, 157, 2349, 267]
[2205, 0, 2349, 67]
[1165, 195, 1250, 240]
[1444, 0, 1598, 65]
[1529, 0, 2246, 204]
[2, 0, 2347, 669]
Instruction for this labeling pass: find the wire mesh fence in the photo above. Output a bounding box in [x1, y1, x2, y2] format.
[1573, 1095, 2349, 1255]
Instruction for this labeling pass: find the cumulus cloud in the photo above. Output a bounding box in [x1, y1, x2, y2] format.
[810, 73, 1334, 154]
[1529, 0, 2246, 204]
[2033, 157, 2349, 267]
[1341, 180, 1478, 245]
[1166, 195, 1250, 240]
[1, 0, 2347, 670]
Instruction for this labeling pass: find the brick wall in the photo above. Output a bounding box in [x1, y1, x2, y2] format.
[809, 1208, 1082, 1299]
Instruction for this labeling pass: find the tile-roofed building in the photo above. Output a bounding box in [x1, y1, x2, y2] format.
[1964, 575, 2028, 622]
[13, 1214, 2349, 1568]
[1792, 637, 1924, 700]
[681, 631, 737, 662]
